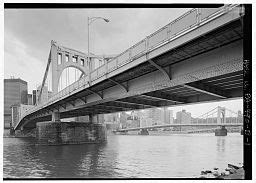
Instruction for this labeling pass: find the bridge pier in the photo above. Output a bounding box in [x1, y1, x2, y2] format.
[240, 127, 243, 135]
[138, 129, 149, 135]
[52, 111, 61, 122]
[119, 131, 128, 135]
[36, 114, 107, 145]
[10, 127, 15, 136]
[215, 126, 227, 136]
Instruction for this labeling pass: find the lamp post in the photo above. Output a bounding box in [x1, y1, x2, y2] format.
[87, 17, 109, 84]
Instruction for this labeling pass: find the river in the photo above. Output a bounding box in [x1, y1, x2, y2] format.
[3, 133, 243, 178]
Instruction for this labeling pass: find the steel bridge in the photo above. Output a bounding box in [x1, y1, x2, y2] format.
[15, 5, 244, 131]
[113, 106, 243, 132]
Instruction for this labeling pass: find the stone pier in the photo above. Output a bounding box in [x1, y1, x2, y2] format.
[138, 129, 149, 135]
[36, 121, 107, 145]
[215, 126, 227, 136]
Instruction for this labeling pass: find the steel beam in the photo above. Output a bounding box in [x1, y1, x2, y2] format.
[79, 97, 87, 103]
[120, 98, 159, 107]
[68, 100, 75, 107]
[141, 91, 185, 104]
[96, 104, 132, 111]
[108, 78, 128, 92]
[183, 82, 228, 99]
[110, 101, 142, 109]
[59, 104, 66, 110]
[148, 59, 171, 80]
[52, 105, 59, 111]
[85, 88, 103, 99]
[112, 100, 146, 109]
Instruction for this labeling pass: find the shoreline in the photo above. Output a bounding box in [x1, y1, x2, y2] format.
[199, 164, 244, 179]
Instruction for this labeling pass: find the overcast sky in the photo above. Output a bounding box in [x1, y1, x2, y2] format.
[4, 8, 190, 91]
[4, 7, 243, 116]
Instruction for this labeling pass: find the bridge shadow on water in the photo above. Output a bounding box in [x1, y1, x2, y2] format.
[34, 142, 119, 178]
[4, 137, 121, 178]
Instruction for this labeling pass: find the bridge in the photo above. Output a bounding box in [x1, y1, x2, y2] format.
[13, 5, 244, 144]
[113, 106, 243, 135]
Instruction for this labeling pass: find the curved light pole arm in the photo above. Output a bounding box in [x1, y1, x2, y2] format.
[87, 16, 110, 84]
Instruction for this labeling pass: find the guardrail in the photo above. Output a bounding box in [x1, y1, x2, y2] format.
[17, 5, 241, 127]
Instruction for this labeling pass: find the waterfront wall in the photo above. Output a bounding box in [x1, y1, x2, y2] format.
[36, 122, 107, 145]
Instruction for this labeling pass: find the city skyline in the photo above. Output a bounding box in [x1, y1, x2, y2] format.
[123, 98, 242, 119]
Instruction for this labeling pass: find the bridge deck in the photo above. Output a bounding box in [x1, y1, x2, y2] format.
[114, 123, 243, 132]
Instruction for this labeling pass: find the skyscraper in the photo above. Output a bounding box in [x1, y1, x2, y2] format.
[27, 94, 32, 105]
[176, 109, 191, 124]
[4, 78, 28, 128]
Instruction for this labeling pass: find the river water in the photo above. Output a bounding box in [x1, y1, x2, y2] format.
[3, 133, 243, 178]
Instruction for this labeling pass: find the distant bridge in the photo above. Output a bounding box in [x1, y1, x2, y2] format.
[113, 123, 242, 133]
[113, 106, 242, 132]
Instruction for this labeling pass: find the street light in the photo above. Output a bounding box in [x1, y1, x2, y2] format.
[87, 16, 110, 83]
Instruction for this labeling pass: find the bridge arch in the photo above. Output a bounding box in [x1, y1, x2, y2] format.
[50, 41, 111, 94]
[57, 66, 86, 92]
[51, 41, 89, 94]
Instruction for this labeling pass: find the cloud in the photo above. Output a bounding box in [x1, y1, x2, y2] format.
[4, 31, 46, 92]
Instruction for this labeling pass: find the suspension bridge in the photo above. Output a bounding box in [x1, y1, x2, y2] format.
[11, 5, 244, 144]
[113, 106, 243, 135]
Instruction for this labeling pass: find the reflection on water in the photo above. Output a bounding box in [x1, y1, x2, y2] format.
[3, 133, 243, 178]
[217, 137, 226, 152]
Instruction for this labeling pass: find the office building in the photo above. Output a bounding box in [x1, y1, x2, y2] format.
[4, 78, 28, 128]
[27, 94, 32, 105]
[176, 109, 191, 124]
[32, 90, 37, 105]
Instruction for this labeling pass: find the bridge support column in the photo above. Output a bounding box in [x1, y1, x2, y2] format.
[138, 129, 149, 135]
[88, 114, 104, 124]
[215, 126, 227, 136]
[52, 112, 60, 122]
[36, 113, 106, 145]
[36, 121, 107, 145]
[10, 127, 15, 136]
[119, 131, 128, 135]
[240, 127, 243, 135]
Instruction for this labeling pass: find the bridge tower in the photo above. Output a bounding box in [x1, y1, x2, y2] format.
[215, 106, 227, 136]
[217, 106, 226, 124]
[50, 40, 89, 95]
[35, 41, 109, 145]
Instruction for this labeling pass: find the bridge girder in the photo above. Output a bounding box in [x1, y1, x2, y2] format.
[183, 81, 229, 99]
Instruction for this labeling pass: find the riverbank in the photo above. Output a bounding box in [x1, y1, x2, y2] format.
[199, 163, 244, 179]
[220, 167, 244, 179]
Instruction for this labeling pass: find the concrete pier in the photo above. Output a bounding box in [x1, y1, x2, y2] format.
[138, 129, 149, 135]
[215, 126, 227, 136]
[36, 121, 107, 145]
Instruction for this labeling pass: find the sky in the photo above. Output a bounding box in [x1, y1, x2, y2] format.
[4, 8, 190, 92]
[4, 7, 243, 117]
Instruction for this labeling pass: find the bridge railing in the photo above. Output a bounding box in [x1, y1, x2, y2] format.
[86, 5, 239, 83]
[18, 4, 241, 125]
